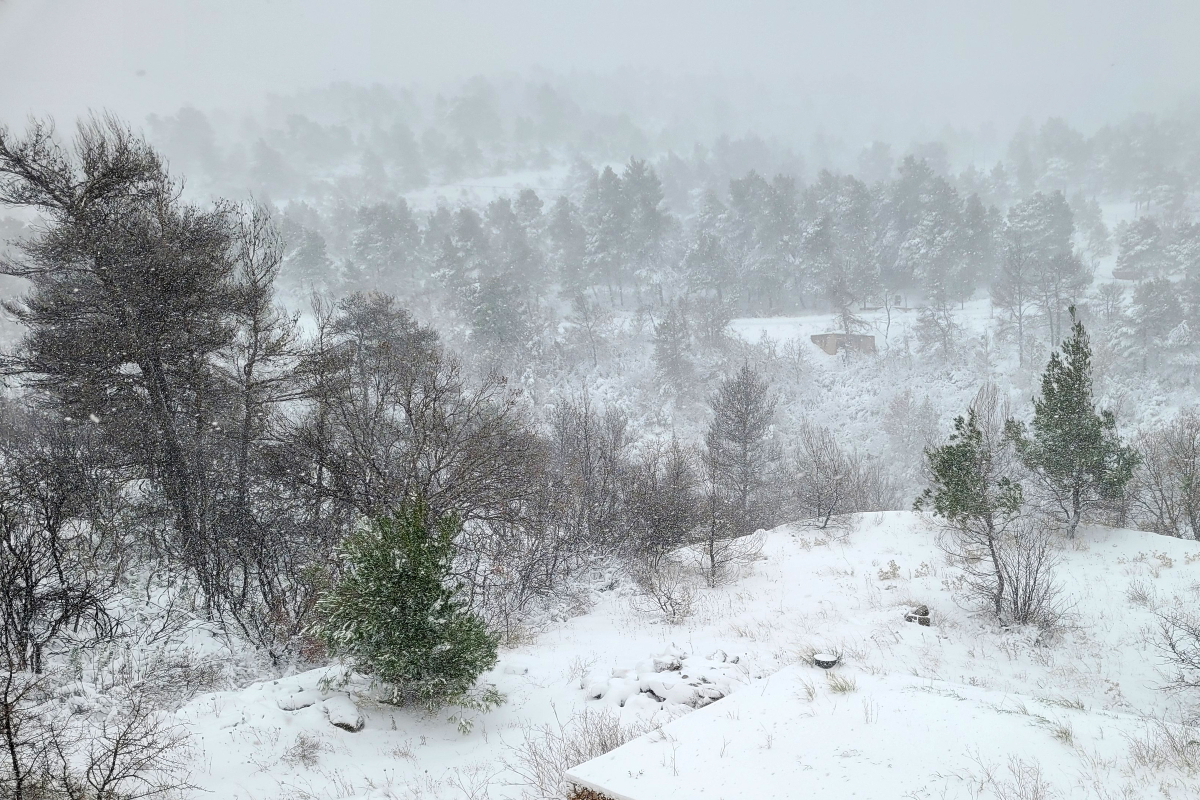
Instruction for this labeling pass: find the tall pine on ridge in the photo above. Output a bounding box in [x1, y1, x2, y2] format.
[1006, 307, 1137, 538]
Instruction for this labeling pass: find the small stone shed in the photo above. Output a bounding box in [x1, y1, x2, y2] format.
[810, 332, 876, 355]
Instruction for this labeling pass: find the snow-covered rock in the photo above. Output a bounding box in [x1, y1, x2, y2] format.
[322, 695, 364, 732]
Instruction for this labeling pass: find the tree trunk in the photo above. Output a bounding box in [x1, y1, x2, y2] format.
[985, 516, 1005, 617]
[1068, 486, 1082, 539]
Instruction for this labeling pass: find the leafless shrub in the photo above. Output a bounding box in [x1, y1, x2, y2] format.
[997, 519, 1068, 630]
[1130, 411, 1200, 540]
[0, 405, 120, 674]
[1126, 718, 1200, 774]
[281, 731, 326, 768]
[446, 761, 497, 800]
[454, 395, 633, 639]
[624, 438, 701, 570]
[458, 513, 582, 643]
[1, 667, 191, 800]
[504, 706, 658, 800]
[1126, 580, 1156, 608]
[992, 756, 1058, 800]
[1156, 607, 1200, 691]
[629, 558, 697, 623]
[54, 695, 191, 800]
[0, 668, 51, 800]
[106, 646, 228, 710]
[885, 390, 941, 466]
[944, 516, 1067, 630]
[790, 421, 899, 529]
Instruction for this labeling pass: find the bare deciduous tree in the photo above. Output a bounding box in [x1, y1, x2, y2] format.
[625, 437, 701, 568]
[695, 447, 765, 588]
[544, 392, 629, 551]
[792, 421, 899, 528]
[1131, 411, 1200, 540]
[0, 407, 119, 674]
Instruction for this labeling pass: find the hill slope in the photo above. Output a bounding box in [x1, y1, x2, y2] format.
[179, 512, 1200, 799]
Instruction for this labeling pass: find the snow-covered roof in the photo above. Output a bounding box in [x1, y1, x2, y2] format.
[566, 665, 1148, 800]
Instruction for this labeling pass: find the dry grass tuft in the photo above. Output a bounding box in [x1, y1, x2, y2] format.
[505, 706, 660, 799]
[826, 672, 857, 694]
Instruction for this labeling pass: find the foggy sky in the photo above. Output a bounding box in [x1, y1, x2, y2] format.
[1, 0, 1198, 134]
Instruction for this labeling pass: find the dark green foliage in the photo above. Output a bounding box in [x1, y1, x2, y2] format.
[917, 385, 1022, 616]
[1006, 308, 1138, 537]
[918, 412, 1022, 525]
[314, 500, 499, 710]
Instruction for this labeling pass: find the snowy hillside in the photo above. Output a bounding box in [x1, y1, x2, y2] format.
[178, 512, 1200, 799]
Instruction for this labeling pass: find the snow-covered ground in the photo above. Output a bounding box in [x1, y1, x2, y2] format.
[177, 512, 1200, 799]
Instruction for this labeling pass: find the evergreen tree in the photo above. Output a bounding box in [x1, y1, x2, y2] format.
[1117, 217, 1168, 278]
[289, 227, 338, 293]
[917, 385, 1022, 616]
[350, 200, 419, 292]
[705, 364, 777, 535]
[653, 303, 694, 397]
[960, 194, 997, 294]
[622, 158, 669, 298]
[547, 196, 588, 297]
[1006, 309, 1138, 538]
[314, 499, 499, 711]
[582, 166, 630, 304]
[1130, 276, 1184, 371]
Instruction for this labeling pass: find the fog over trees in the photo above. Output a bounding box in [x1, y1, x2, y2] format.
[3, 3, 1200, 799]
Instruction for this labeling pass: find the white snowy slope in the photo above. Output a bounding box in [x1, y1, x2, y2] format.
[177, 512, 1200, 799]
[566, 667, 1166, 800]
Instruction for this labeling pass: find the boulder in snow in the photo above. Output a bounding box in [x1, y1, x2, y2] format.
[277, 688, 322, 711]
[322, 696, 364, 732]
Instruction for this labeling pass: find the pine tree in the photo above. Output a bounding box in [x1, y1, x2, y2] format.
[705, 364, 777, 535]
[1006, 309, 1138, 538]
[917, 385, 1022, 615]
[653, 303, 694, 397]
[313, 499, 500, 711]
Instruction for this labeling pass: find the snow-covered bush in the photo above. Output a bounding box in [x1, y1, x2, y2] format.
[312, 500, 500, 711]
[630, 557, 697, 623]
[0, 670, 189, 800]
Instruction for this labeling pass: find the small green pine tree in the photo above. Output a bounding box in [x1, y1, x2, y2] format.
[1006, 308, 1138, 538]
[313, 499, 499, 711]
[917, 385, 1023, 616]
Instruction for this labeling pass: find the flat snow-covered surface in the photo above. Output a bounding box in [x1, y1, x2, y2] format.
[566, 666, 1158, 800]
[177, 512, 1200, 799]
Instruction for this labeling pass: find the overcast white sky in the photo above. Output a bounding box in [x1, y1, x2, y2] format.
[1, 0, 1197, 131]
